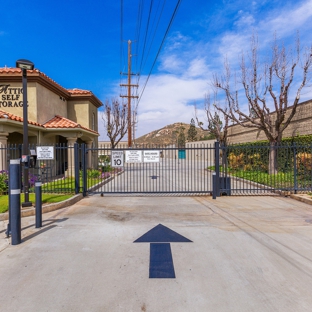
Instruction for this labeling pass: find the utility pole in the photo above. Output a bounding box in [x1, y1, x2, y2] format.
[120, 40, 138, 147]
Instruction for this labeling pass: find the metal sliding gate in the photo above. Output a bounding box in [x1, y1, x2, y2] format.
[85, 142, 312, 196]
[2, 142, 311, 197]
[86, 145, 215, 195]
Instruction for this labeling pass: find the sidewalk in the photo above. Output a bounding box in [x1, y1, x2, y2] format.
[1, 195, 312, 311]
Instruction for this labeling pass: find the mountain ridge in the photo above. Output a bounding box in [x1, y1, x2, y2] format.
[134, 122, 210, 146]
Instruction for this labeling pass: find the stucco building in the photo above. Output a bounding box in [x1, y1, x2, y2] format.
[0, 67, 102, 171]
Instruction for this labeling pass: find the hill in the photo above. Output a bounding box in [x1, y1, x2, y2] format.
[134, 122, 211, 146]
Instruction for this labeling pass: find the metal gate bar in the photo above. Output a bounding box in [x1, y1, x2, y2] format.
[87, 145, 215, 195]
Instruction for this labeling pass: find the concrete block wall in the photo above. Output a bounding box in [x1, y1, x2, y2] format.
[227, 100, 312, 144]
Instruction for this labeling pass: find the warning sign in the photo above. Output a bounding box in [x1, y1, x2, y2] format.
[36, 146, 54, 160]
[125, 150, 142, 163]
[143, 151, 160, 163]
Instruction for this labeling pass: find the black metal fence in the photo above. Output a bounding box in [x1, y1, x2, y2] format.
[0, 144, 76, 195]
[0, 142, 311, 197]
[217, 142, 312, 195]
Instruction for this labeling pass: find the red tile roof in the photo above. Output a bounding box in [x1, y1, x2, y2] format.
[0, 110, 43, 127]
[43, 115, 99, 134]
[0, 68, 24, 74]
[0, 67, 103, 107]
[0, 110, 98, 135]
[67, 88, 92, 95]
[0, 67, 69, 94]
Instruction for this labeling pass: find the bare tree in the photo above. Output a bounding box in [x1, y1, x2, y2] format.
[101, 99, 128, 149]
[195, 94, 229, 146]
[213, 34, 312, 174]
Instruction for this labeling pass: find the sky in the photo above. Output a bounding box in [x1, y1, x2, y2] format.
[1, 0, 312, 141]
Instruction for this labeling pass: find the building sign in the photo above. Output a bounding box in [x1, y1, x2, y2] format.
[111, 151, 124, 167]
[125, 150, 142, 163]
[143, 150, 160, 163]
[0, 84, 24, 108]
[36, 146, 54, 160]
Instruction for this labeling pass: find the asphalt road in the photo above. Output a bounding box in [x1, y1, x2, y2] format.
[1, 195, 312, 311]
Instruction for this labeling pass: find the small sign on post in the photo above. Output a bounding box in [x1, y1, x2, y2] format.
[36, 146, 54, 160]
[125, 150, 142, 163]
[143, 150, 160, 163]
[111, 151, 124, 168]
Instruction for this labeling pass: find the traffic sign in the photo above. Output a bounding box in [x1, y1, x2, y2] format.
[111, 151, 124, 167]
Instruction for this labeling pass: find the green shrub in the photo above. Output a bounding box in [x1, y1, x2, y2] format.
[296, 152, 312, 180]
[87, 169, 100, 179]
[225, 135, 312, 174]
[0, 170, 8, 194]
[101, 165, 112, 172]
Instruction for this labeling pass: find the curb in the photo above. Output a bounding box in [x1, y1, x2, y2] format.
[290, 194, 312, 206]
[0, 194, 83, 221]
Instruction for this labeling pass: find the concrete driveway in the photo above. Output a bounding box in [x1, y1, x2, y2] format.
[1, 195, 312, 311]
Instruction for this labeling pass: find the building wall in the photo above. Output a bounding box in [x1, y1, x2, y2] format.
[185, 140, 215, 164]
[68, 101, 91, 129]
[0, 81, 68, 124]
[0, 81, 36, 119]
[36, 83, 67, 124]
[227, 100, 312, 144]
[89, 106, 98, 132]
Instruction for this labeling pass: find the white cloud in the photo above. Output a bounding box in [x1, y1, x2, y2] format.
[135, 74, 209, 137]
[165, 32, 191, 51]
[98, 71, 210, 140]
[234, 11, 255, 28]
[158, 54, 184, 73]
[99, 0, 312, 141]
[186, 58, 210, 78]
[213, 0, 312, 65]
[259, 0, 312, 37]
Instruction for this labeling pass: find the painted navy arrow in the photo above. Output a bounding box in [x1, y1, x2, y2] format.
[134, 224, 192, 278]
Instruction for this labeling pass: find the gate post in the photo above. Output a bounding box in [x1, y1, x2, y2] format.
[214, 141, 220, 197]
[9, 159, 22, 245]
[212, 173, 217, 199]
[35, 182, 42, 228]
[81, 143, 87, 196]
[293, 143, 297, 194]
[74, 143, 80, 194]
[5, 158, 11, 237]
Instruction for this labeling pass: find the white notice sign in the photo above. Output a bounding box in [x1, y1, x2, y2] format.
[125, 150, 142, 163]
[143, 150, 160, 163]
[36, 146, 54, 160]
[111, 151, 124, 167]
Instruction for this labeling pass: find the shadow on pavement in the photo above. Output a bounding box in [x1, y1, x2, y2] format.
[22, 225, 58, 242]
[22, 218, 68, 243]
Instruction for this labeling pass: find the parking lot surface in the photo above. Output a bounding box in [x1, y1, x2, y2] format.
[1, 195, 312, 311]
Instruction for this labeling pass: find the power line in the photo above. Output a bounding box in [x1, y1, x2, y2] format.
[137, 0, 182, 104]
[138, 0, 154, 75]
[138, 0, 166, 84]
[120, 0, 183, 111]
[134, 0, 144, 73]
[120, 0, 124, 75]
